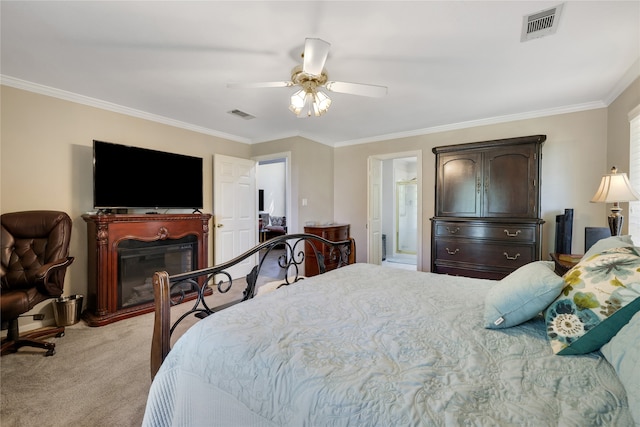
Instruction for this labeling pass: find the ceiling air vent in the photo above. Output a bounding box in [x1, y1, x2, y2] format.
[228, 109, 255, 120]
[521, 3, 564, 42]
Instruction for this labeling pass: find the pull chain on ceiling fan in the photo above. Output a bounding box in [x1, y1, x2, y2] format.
[227, 38, 388, 117]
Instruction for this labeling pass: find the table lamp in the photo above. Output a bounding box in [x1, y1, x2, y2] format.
[590, 166, 640, 235]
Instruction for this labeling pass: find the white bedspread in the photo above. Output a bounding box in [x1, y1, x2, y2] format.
[143, 263, 633, 426]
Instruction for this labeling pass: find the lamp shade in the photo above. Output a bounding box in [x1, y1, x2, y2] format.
[590, 167, 640, 203]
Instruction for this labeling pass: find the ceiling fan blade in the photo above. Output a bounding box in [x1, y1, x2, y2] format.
[227, 81, 294, 89]
[325, 81, 388, 98]
[302, 38, 331, 76]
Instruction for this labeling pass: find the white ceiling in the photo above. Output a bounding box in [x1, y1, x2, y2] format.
[1, 1, 639, 146]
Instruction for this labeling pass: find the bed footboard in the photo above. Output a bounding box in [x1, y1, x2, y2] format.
[150, 233, 355, 379]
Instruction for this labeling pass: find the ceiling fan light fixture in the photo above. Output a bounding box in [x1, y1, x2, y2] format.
[289, 88, 307, 114]
[229, 37, 386, 117]
[289, 88, 331, 118]
[314, 90, 331, 114]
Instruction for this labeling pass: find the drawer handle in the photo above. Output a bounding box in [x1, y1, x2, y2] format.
[503, 252, 521, 260]
[504, 229, 521, 237]
[445, 248, 459, 255]
[446, 226, 460, 234]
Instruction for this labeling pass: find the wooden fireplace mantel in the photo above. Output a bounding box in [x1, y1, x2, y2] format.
[82, 213, 212, 326]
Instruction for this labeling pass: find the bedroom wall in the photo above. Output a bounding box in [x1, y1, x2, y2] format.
[608, 77, 640, 179]
[333, 109, 611, 268]
[333, 76, 640, 268]
[1, 85, 251, 329]
[250, 136, 334, 234]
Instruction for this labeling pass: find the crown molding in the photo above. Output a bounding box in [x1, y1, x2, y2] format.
[3, 73, 630, 149]
[0, 75, 251, 145]
[604, 58, 640, 106]
[333, 101, 606, 148]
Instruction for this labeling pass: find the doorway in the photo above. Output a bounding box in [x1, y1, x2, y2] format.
[257, 158, 287, 231]
[254, 152, 292, 274]
[368, 152, 421, 271]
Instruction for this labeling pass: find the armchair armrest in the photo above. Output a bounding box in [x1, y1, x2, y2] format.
[35, 256, 74, 295]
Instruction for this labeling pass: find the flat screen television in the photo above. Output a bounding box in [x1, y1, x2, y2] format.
[93, 140, 203, 211]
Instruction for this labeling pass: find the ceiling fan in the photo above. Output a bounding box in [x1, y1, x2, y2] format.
[227, 38, 388, 117]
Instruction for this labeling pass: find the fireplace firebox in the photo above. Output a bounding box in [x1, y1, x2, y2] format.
[118, 236, 197, 309]
[82, 213, 211, 326]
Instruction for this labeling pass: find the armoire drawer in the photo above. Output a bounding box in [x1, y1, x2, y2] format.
[434, 238, 535, 269]
[434, 221, 536, 242]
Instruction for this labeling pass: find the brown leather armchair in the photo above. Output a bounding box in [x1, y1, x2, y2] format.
[1, 211, 74, 356]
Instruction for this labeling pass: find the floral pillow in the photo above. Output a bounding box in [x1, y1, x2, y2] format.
[545, 246, 640, 355]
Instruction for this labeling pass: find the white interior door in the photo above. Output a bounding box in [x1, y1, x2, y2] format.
[368, 157, 383, 264]
[213, 154, 257, 279]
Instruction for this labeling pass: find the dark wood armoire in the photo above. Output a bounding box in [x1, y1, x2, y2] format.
[430, 135, 546, 279]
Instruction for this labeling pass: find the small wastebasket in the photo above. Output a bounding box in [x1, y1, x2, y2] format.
[52, 295, 84, 327]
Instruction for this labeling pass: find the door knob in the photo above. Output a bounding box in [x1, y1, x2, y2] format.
[216, 224, 224, 228]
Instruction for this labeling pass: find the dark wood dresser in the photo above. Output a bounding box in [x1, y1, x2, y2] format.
[430, 135, 546, 279]
[304, 224, 350, 276]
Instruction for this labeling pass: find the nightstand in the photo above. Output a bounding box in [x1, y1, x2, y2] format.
[549, 253, 582, 276]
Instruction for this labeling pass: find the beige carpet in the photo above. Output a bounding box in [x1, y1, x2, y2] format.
[1, 251, 286, 427]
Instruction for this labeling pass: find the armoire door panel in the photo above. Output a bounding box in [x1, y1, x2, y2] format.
[438, 153, 481, 217]
[484, 145, 537, 217]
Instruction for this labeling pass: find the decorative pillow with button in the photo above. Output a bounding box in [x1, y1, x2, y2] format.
[484, 261, 565, 329]
[545, 246, 640, 355]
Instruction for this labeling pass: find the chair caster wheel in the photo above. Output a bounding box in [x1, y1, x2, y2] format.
[45, 348, 55, 357]
[57, 331, 65, 338]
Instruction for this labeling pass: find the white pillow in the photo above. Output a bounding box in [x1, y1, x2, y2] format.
[256, 276, 306, 297]
[582, 234, 634, 260]
[484, 261, 565, 329]
[601, 311, 640, 425]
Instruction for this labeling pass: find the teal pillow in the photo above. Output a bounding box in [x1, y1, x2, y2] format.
[484, 261, 564, 329]
[545, 246, 640, 355]
[601, 311, 640, 425]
